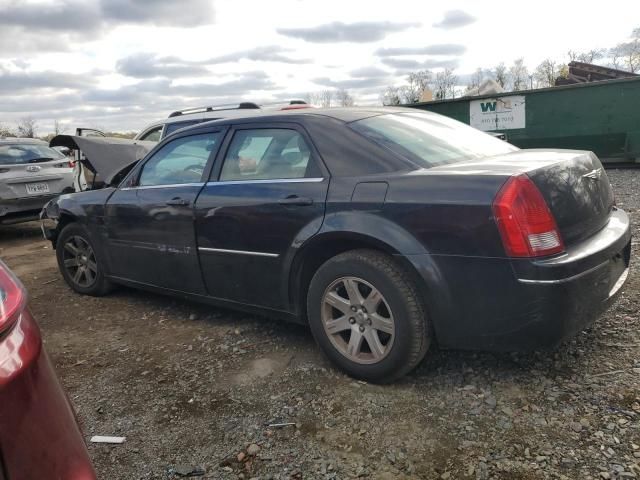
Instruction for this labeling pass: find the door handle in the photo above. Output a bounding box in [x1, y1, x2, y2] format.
[278, 195, 314, 206]
[166, 197, 190, 206]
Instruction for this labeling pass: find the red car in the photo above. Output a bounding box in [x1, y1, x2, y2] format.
[0, 260, 96, 480]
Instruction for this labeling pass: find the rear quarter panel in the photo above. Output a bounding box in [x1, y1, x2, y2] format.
[381, 171, 509, 256]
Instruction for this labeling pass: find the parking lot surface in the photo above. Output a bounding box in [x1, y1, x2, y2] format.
[1, 169, 638, 480]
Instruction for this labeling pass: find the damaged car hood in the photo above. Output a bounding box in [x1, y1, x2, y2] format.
[50, 135, 156, 185]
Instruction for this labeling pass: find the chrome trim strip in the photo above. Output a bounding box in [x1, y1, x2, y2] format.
[198, 246, 279, 258]
[206, 177, 324, 186]
[120, 182, 205, 191]
[517, 260, 609, 285]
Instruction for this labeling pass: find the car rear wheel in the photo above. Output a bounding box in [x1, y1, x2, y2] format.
[307, 249, 430, 383]
[56, 223, 113, 296]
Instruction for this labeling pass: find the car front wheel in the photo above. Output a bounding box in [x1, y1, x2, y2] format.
[307, 249, 430, 383]
[56, 223, 113, 296]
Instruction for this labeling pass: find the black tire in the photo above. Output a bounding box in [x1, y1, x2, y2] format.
[56, 223, 113, 296]
[307, 249, 430, 383]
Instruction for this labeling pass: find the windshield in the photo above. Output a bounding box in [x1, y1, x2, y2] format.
[0, 143, 65, 165]
[351, 112, 518, 168]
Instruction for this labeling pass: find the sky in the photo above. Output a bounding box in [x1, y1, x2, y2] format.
[1, 0, 639, 134]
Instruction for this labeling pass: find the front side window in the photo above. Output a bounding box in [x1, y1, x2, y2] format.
[138, 133, 220, 186]
[0, 143, 65, 165]
[219, 129, 313, 181]
[139, 126, 163, 142]
[351, 112, 518, 168]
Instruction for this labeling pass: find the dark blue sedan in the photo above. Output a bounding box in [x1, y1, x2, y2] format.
[41, 108, 631, 382]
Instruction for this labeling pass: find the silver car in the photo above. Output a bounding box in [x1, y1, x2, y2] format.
[0, 138, 74, 224]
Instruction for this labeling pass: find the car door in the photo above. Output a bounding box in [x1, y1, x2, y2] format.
[195, 124, 329, 310]
[104, 129, 225, 293]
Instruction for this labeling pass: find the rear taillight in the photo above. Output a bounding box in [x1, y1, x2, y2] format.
[54, 161, 75, 169]
[492, 174, 564, 257]
[0, 261, 27, 334]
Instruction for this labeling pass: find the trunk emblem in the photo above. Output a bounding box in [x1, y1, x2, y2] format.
[26, 165, 41, 172]
[582, 168, 602, 180]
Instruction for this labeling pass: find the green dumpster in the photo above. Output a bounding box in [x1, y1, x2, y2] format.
[409, 77, 640, 164]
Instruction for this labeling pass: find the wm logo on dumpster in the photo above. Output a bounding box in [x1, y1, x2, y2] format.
[471, 95, 524, 131]
[480, 102, 497, 113]
[480, 100, 512, 113]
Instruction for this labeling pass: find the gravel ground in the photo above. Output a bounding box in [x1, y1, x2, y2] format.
[0, 169, 638, 480]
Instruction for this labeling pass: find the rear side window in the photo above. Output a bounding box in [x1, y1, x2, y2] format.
[0, 144, 65, 165]
[219, 129, 314, 181]
[351, 112, 518, 168]
[138, 133, 221, 186]
[138, 126, 163, 142]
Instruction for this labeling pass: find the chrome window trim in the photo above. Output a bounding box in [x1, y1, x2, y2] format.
[198, 247, 279, 258]
[206, 177, 324, 186]
[120, 182, 205, 191]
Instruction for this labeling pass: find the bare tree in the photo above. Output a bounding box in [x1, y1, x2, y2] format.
[335, 88, 355, 107]
[581, 49, 605, 63]
[17, 117, 37, 138]
[493, 63, 508, 89]
[610, 28, 640, 73]
[568, 48, 605, 64]
[320, 90, 334, 108]
[534, 59, 558, 88]
[509, 58, 529, 91]
[304, 92, 321, 106]
[381, 86, 402, 106]
[557, 63, 570, 80]
[400, 70, 433, 103]
[0, 123, 15, 137]
[466, 67, 485, 91]
[53, 119, 66, 136]
[434, 69, 457, 100]
[610, 47, 624, 70]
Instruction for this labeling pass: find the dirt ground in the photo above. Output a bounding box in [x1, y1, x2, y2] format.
[1, 169, 639, 480]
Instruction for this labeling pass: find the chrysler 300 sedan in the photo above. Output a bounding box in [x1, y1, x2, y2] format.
[41, 108, 631, 382]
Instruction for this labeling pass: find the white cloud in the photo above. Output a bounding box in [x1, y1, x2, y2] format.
[0, 0, 639, 133]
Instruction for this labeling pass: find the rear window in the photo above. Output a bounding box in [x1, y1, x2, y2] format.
[351, 112, 518, 168]
[0, 143, 65, 165]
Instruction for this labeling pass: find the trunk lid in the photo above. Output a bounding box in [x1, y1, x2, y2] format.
[0, 160, 73, 199]
[526, 151, 614, 246]
[428, 149, 615, 247]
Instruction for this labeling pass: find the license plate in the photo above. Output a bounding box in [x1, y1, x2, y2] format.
[25, 182, 50, 195]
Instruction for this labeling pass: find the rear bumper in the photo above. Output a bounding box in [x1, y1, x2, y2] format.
[0, 311, 96, 480]
[409, 208, 632, 351]
[0, 194, 60, 223]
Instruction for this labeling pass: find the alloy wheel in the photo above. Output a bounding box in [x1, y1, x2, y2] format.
[321, 276, 395, 364]
[62, 235, 98, 288]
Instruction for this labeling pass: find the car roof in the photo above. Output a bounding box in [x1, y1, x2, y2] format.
[0, 137, 48, 145]
[136, 101, 312, 136]
[188, 106, 420, 130]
